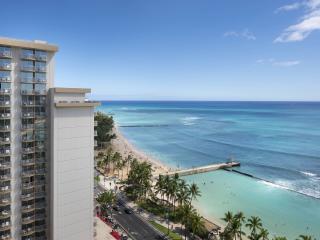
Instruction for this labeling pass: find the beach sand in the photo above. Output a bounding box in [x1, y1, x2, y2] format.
[110, 126, 171, 177]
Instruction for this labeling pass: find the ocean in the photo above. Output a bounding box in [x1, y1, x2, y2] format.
[98, 101, 320, 238]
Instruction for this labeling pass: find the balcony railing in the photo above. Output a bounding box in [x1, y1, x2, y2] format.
[0, 162, 10, 169]
[22, 204, 35, 213]
[21, 77, 46, 83]
[22, 182, 34, 189]
[22, 169, 35, 177]
[0, 51, 12, 59]
[0, 198, 10, 206]
[0, 77, 11, 82]
[0, 89, 11, 95]
[0, 126, 10, 131]
[21, 66, 34, 72]
[21, 215, 35, 224]
[0, 65, 11, 71]
[0, 186, 10, 193]
[21, 90, 46, 95]
[0, 221, 10, 231]
[35, 66, 46, 73]
[0, 113, 10, 119]
[22, 112, 34, 118]
[0, 234, 11, 240]
[35, 55, 47, 61]
[35, 192, 46, 198]
[0, 149, 10, 156]
[35, 213, 45, 220]
[22, 124, 34, 130]
[0, 101, 10, 107]
[0, 138, 10, 143]
[22, 147, 35, 154]
[0, 210, 10, 219]
[21, 192, 35, 201]
[21, 54, 36, 60]
[22, 227, 35, 236]
[35, 224, 46, 232]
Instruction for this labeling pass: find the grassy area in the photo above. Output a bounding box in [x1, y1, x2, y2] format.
[149, 220, 182, 240]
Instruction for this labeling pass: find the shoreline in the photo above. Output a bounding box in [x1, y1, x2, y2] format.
[111, 125, 223, 231]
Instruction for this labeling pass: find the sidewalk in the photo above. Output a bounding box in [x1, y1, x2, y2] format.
[94, 217, 115, 240]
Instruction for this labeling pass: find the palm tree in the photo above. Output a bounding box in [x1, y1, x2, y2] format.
[222, 211, 234, 226]
[297, 235, 313, 240]
[272, 237, 287, 240]
[176, 179, 190, 206]
[234, 212, 246, 240]
[228, 218, 242, 240]
[126, 154, 133, 175]
[179, 203, 195, 240]
[190, 212, 206, 238]
[189, 182, 201, 205]
[259, 228, 269, 240]
[246, 216, 263, 236]
[155, 175, 166, 203]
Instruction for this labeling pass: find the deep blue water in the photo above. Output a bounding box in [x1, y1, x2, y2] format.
[98, 101, 320, 198]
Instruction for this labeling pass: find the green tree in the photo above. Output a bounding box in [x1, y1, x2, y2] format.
[189, 182, 201, 205]
[246, 216, 263, 239]
[297, 235, 314, 240]
[95, 112, 116, 146]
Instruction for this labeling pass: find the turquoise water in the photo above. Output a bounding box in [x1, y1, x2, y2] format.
[98, 101, 320, 238]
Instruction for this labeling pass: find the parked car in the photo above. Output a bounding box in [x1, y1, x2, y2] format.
[124, 208, 132, 214]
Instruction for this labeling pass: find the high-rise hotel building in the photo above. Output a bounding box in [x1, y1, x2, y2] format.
[0, 37, 98, 240]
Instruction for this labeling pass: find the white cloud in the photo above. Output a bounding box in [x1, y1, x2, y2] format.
[257, 58, 301, 67]
[275, 0, 320, 42]
[224, 29, 256, 40]
[275, 2, 302, 13]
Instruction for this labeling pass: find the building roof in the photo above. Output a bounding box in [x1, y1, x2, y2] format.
[0, 37, 58, 52]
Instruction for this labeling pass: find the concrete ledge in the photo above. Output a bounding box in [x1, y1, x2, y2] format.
[0, 37, 58, 52]
[53, 88, 91, 94]
[55, 102, 100, 108]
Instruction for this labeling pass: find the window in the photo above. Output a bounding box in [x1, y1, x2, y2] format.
[0, 83, 10, 90]
[21, 72, 33, 82]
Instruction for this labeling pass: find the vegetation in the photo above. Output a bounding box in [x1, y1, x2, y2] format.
[96, 190, 116, 211]
[95, 111, 116, 147]
[220, 211, 316, 240]
[149, 220, 182, 240]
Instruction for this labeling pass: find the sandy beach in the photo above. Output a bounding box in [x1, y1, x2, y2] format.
[110, 126, 171, 177]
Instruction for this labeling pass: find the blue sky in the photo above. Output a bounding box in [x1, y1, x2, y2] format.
[2, 0, 320, 100]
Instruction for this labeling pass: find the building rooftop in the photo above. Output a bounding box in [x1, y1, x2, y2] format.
[0, 37, 58, 52]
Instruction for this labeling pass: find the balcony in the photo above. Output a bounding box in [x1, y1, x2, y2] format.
[0, 77, 11, 83]
[21, 77, 46, 84]
[0, 113, 10, 119]
[22, 182, 34, 190]
[21, 170, 35, 177]
[0, 234, 11, 240]
[0, 162, 10, 170]
[35, 146, 45, 153]
[0, 65, 11, 71]
[35, 224, 46, 232]
[22, 227, 35, 236]
[0, 138, 10, 144]
[35, 202, 46, 209]
[35, 55, 47, 62]
[35, 169, 46, 175]
[35, 158, 46, 164]
[0, 89, 11, 95]
[21, 192, 35, 201]
[0, 149, 10, 157]
[0, 173, 10, 181]
[21, 90, 46, 96]
[0, 221, 10, 231]
[21, 53, 35, 61]
[21, 215, 35, 224]
[22, 204, 35, 213]
[0, 101, 10, 107]
[35, 192, 46, 199]
[0, 197, 10, 206]
[35, 213, 45, 221]
[22, 147, 35, 154]
[0, 51, 12, 59]
[22, 136, 35, 143]
[0, 186, 10, 194]
[35, 66, 46, 73]
[0, 211, 10, 219]
[22, 113, 34, 119]
[22, 159, 35, 166]
[0, 126, 10, 132]
[21, 66, 34, 72]
[22, 124, 34, 131]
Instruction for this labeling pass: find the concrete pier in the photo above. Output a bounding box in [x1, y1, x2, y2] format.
[164, 162, 240, 177]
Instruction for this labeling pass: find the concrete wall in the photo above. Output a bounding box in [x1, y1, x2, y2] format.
[49, 90, 94, 240]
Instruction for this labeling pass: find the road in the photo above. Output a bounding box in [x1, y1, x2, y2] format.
[112, 198, 162, 240]
[94, 172, 163, 240]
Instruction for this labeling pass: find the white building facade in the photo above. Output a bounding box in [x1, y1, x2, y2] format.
[0, 37, 98, 240]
